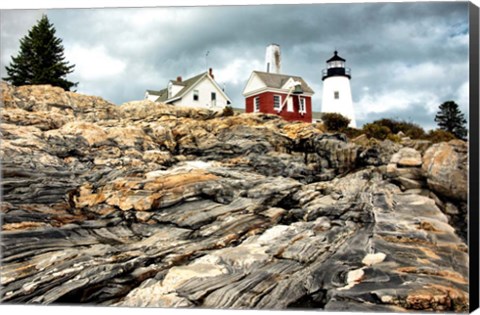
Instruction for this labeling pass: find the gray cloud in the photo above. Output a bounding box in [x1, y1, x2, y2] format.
[1, 9, 45, 77]
[0, 2, 469, 129]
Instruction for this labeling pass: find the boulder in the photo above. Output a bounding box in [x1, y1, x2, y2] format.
[422, 141, 467, 201]
[358, 139, 403, 166]
[390, 147, 422, 167]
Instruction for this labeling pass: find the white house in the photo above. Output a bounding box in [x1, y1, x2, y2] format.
[145, 68, 232, 111]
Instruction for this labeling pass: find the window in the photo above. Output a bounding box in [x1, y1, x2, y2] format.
[328, 61, 344, 68]
[193, 90, 199, 101]
[334, 91, 339, 99]
[211, 92, 216, 107]
[299, 97, 306, 113]
[168, 82, 173, 98]
[254, 97, 260, 112]
[273, 95, 281, 111]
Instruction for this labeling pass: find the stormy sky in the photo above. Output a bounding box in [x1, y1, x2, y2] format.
[0, 1, 471, 129]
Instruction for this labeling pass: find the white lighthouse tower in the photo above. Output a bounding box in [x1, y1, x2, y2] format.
[321, 51, 356, 128]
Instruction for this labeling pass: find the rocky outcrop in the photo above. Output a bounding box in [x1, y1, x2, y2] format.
[422, 140, 468, 202]
[0, 82, 470, 312]
[421, 140, 468, 241]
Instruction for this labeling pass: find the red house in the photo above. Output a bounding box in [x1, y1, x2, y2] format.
[243, 70, 315, 123]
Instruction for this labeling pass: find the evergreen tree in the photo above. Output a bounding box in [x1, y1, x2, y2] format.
[3, 15, 77, 91]
[434, 101, 468, 140]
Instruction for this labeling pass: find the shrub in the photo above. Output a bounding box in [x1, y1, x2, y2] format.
[371, 118, 425, 139]
[363, 123, 391, 140]
[321, 112, 350, 132]
[386, 133, 402, 143]
[222, 105, 234, 117]
[342, 127, 363, 139]
[423, 129, 456, 143]
[397, 122, 425, 139]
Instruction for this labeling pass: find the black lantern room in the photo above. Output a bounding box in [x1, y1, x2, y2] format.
[322, 51, 351, 81]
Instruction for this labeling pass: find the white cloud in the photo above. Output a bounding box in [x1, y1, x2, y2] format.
[455, 81, 469, 114]
[355, 89, 440, 120]
[215, 58, 262, 86]
[67, 44, 126, 80]
[128, 8, 195, 29]
[0, 10, 45, 78]
[392, 62, 446, 85]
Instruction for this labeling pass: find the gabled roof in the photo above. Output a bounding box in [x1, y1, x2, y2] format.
[251, 71, 315, 94]
[147, 88, 167, 100]
[163, 72, 207, 102]
[171, 72, 205, 92]
[326, 51, 346, 63]
[168, 80, 187, 87]
[147, 71, 232, 104]
[155, 89, 169, 102]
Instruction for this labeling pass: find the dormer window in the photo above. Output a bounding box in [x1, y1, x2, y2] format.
[168, 82, 173, 98]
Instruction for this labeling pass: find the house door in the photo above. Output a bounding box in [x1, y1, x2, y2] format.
[287, 96, 294, 112]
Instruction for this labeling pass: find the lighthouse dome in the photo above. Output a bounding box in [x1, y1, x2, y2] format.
[322, 50, 351, 81]
[326, 50, 346, 63]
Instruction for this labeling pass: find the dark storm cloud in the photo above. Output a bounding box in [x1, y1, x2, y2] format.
[0, 2, 469, 129]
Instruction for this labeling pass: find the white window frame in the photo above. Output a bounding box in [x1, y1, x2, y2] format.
[299, 97, 306, 114]
[254, 96, 260, 112]
[193, 90, 199, 101]
[273, 95, 281, 111]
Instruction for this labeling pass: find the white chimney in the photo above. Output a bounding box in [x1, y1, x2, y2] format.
[265, 44, 281, 74]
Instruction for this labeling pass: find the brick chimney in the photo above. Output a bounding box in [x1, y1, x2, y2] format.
[176, 76, 182, 82]
[209, 68, 214, 79]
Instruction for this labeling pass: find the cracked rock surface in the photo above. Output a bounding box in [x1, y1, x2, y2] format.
[0, 83, 469, 311]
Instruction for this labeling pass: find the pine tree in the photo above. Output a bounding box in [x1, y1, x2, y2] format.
[3, 15, 77, 91]
[434, 101, 468, 140]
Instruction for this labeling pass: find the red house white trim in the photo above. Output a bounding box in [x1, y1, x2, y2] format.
[242, 71, 315, 123]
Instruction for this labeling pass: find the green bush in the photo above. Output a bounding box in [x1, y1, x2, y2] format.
[423, 129, 456, 143]
[386, 133, 402, 143]
[222, 105, 234, 117]
[321, 112, 350, 132]
[363, 123, 391, 140]
[371, 118, 425, 139]
[342, 127, 363, 139]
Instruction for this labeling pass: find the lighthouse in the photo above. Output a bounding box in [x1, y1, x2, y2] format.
[321, 51, 356, 128]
